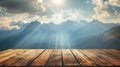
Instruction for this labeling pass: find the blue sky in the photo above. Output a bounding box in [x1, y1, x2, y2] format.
[0, 0, 120, 30]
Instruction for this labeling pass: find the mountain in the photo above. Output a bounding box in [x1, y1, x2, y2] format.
[103, 26, 120, 50]
[74, 25, 120, 50]
[0, 20, 119, 51]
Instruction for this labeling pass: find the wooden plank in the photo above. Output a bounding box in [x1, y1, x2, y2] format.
[89, 49, 120, 66]
[0, 49, 44, 66]
[31, 49, 53, 66]
[0, 49, 16, 59]
[13, 49, 44, 66]
[0, 49, 13, 55]
[102, 49, 120, 60]
[0, 50, 33, 66]
[79, 49, 114, 66]
[0, 49, 26, 63]
[0, 49, 120, 66]
[96, 49, 120, 61]
[62, 49, 80, 67]
[45, 49, 62, 67]
[71, 49, 96, 66]
[109, 49, 120, 54]
[88, 49, 120, 66]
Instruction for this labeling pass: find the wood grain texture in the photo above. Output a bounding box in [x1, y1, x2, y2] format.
[0, 49, 44, 66]
[88, 49, 120, 66]
[102, 49, 120, 60]
[62, 49, 80, 67]
[0, 49, 13, 55]
[95, 49, 120, 66]
[13, 49, 44, 66]
[79, 49, 114, 66]
[0, 49, 119, 67]
[46, 49, 62, 67]
[71, 49, 96, 66]
[31, 49, 53, 66]
[0, 49, 26, 63]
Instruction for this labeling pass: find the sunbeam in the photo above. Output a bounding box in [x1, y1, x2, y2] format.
[54, 31, 71, 49]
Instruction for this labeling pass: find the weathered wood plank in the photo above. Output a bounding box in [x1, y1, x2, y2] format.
[0, 49, 44, 66]
[62, 49, 80, 67]
[109, 49, 120, 54]
[45, 49, 62, 67]
[0, 49, 26, 63]
[0, 49, 17, 59]
[0, 49, 13, 55]
[0, 50, 33, 66]
[13, 49, 44, 66]
[31, 49, 53, 66]
[102, 49, 120, 60]
[96, 49, 120, 61]
[0, 49, 120, 66]
[89, 49, 120, 66]
[79, 49, 114, 66]
[71, 49, 96, 66]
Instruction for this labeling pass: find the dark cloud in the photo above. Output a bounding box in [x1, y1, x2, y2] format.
[0, 0, 53, 15]
[0, 0, 36, 13]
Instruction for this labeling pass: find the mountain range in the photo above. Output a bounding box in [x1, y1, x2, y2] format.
[0, 20, 120, 51]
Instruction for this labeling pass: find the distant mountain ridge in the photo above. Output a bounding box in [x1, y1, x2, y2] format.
[0, 20, 120, 51]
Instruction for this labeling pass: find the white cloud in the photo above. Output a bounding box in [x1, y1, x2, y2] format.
[0, 9, 83, 30]
[48, 9, 83, 24]
[90, 0, 120, 23]
[27, 9, 83, 24]
[0, 0, 85, 30]
[1, 0, 120, 30]
[109, 0, 120, 7]
[0, 17, 19, 30]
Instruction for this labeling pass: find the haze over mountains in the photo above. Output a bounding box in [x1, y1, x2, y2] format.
[0, 21, 120, 51]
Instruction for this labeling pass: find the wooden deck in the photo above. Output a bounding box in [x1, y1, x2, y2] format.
[0, 49, 120, 66]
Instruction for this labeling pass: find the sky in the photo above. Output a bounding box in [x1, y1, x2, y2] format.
[0, 0, 120, 30]
[0, 0, 120, 50]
